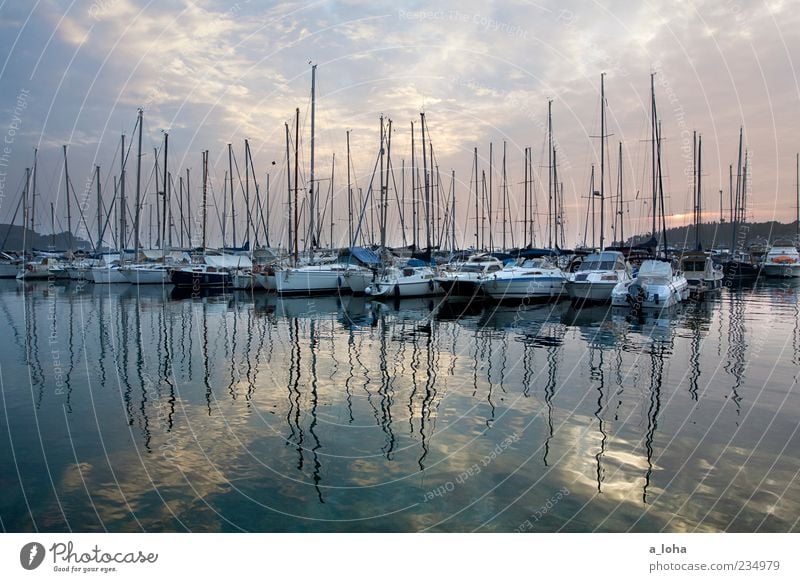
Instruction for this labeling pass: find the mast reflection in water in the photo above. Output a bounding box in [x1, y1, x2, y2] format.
[1, 280, 799, 532]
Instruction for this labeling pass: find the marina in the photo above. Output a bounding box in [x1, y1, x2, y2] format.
[2, 4, 800, 564]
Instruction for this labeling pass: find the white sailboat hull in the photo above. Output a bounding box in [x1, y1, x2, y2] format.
[91, 266, 129, 284]
[275, 265, 358, 295]
[366, 274, 440, 298]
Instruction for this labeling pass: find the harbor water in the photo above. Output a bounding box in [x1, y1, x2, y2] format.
[1, 279, 799, 532]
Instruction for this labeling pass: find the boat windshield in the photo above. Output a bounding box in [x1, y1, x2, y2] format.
[459, 264, 486, 273]
[521, 259, 546, 268]
[579, 260, 616, 271]
[682, 260, 706, 271]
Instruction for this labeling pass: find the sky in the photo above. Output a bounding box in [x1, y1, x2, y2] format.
[1, 0, 799, 249]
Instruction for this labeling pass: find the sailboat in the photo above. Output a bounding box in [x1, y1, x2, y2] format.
[365, 261, 440, 298]
[273, 66, 376, 296]
[567, 74, 633, 303]
[611, 73, 688, 310]
[722, 128, 761, 282]
[678, 131, 723, 295]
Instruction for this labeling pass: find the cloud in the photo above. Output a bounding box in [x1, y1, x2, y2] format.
[2, 0, 799, 246]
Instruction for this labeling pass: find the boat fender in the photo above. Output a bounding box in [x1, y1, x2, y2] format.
[428, 279, 434, 292]
[394, 284, 400, 298]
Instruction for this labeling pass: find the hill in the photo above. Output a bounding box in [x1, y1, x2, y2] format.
[0, 224, 91, 252]
[627, 220, 799, 250]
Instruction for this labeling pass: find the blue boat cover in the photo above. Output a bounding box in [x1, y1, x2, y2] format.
[348, 246, 381, 266]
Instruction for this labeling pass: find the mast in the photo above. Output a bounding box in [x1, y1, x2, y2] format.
[421, 112, 430, 250]
[178, 175, 184, 248]
[488, 142, 493, 250]
[186, 168, 191, 245]
[599, 72, 606, 251]
[657, 120, 667, 257]
[385, 119, 392, 248]
[163, 132, 170, 249]
[548, 99, 553, 249]
[410, 121, 416, 248]
[64, 145, 74, 252]
[731, 127, 743, 253]
[22, 168, 29, 249]
[585, 165, 594, 248]
[379, 115, 386, 248]
[729, 164, 734, 225]
[553, 145, 559, 248]
[228, 142, 235, 248]
[529, 148, 534, 246]
[502, 141, 507, 249]
[134, 108, 143, 255]
[473, 147, 479, 249]
[265, 173, 271, 247]
[202, 150, 208, 250]
[245, 139, 252, 249]
[30, 149, 37, 233]
[310, 63, 317, 249]
[651, 73, 657, 237]
[481, 170, 487, 248]
[294, 107, 300, 263]
[451, 169, 456, 251]
[693, 131, 698, 248]
[401, 158, 406, 246]
[697, 133, 702, 250]
[329, 153, 335, 246]
[617, 142, 624, 246]
[95, 165, 102, 250]
[285, 122, 292, 256]
[523, 146, 529, 248]
[346, 130, 353, 246]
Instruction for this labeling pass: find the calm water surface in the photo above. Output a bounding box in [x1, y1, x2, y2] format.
[1, 279, 799, 532]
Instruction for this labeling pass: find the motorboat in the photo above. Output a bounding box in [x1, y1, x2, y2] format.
[566, 251, 631, 303]
[762, 240, 800, 278]
[679, 251, 723, 295]
[434, 253, 504, 297]
[611, 259, 689, 309]
[479, 257, 567, 301]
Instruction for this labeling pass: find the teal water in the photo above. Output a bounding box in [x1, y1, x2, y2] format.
[1, 279, 799, 532]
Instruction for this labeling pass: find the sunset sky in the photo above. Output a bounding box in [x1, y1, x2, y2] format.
[1, 0, 798, 248]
